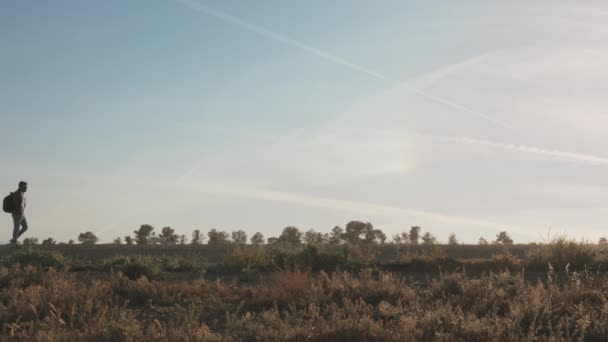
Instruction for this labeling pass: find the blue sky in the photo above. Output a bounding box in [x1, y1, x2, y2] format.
[2, 0, 608, 243]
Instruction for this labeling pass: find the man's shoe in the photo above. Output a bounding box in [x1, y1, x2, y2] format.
[9, 239, 16, 245]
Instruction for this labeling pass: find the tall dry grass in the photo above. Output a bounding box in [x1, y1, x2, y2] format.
[2, 240, 608, 341]
[0, 264, 608, 340]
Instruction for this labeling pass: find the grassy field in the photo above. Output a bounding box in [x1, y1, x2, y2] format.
[0, 243, 536, 263]
[1, 241, 608, 341]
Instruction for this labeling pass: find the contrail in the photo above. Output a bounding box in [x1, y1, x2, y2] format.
[172, 0, 511, 129]
[413, 89, 513, 129]
[174, 0, 385, 80]
[177, 161, 202, 184]
[312, 53, 513, 134]
[436, 136, 608, 166]
[409, 54, 488, 89]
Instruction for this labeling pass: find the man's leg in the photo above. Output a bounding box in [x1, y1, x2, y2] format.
[11, 214, 21, 244]
[16, 216, 28, 238]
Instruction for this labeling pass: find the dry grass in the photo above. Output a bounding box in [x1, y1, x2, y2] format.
[1, 241, 608, 341]
[526, 235, 597, 271]
[0, 264, 608, 341]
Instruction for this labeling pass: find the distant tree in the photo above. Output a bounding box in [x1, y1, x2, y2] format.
[250, 232, 265, 245]
[344, 221, 373, 244]
[278, 226, 302, 246]
[478, 237, 489, 245]
[304, 229, 327, 245]
[409, 226, 421, 245]
[267, 237, 278, 245]
[378, 230, 387, 244]
[448, 233, 459, 245]
[303, 229, 315, 245]
[393, 231, 410, 244]
[160, 226, 178, 245]
[421, 232, 437, 245]
[328, 226, 344, 245]
[231, 230, 248, 244]
[41, 237, 56, 246]
[134, 224, 155, 245]
[23, 237, 39, 246]
[364, 227, 386, 244]
[113, 237, 122, 245]
[124, 235, 133, 245]
[191, 230, 203, 245]
[68, 239, 74, 245]
[494, 231, 513, 245]
[207, 229, 230, 245]
[78, 231, 99, 245]
[179, 234, 187, 245]
[599, 237, 608, 245]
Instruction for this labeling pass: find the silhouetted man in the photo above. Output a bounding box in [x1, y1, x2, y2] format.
[10, 181, 28, 244]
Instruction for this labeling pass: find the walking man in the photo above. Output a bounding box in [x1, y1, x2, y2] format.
[10, 181, 28, 244]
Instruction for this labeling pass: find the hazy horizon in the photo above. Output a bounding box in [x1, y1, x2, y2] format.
[2, 0, 608, 243]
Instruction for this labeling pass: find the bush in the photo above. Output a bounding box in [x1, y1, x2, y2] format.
[103, 255, 206, 280]
[1, 249, 70, 270]
[270, 245, 362, 272]
[527, 235, 596, 271]
[159, 255, 206, 274]
[223, 245, 271, 272]
[0, 265, 45, 288]
[220, 245, 360, 274]
[100, 309, 143, 341]
[104, 256, 162, 280]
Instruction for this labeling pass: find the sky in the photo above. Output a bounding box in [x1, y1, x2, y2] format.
[1, 0, 608, 243]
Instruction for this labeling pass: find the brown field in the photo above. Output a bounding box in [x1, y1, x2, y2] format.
[1, 242, 608, 341]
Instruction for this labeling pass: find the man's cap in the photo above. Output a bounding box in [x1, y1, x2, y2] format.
[18, 181, 27, 186]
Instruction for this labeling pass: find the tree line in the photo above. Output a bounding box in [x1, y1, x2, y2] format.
[20, 221, 519, 246]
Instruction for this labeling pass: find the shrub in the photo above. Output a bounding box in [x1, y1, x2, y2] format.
[111, 275, 156, 307]
[526, 235, 596, 270]
[269, 245, 358, 272]
[1, 249, 70, 270]
[100, 309, 142, 341]
[104, 256, 162, 280]
[223, 245, 271, 272]
[159, 256, 206, 274]
[459, 253, 524, 274]
[0, 265, 45, 289]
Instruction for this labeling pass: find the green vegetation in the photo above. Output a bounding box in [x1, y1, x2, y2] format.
[1, 249, 70, 271]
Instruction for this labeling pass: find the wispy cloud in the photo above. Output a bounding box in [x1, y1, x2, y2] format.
[173, 0, 510, 129]
[179, 179, 538, 237]
[434, 136, 608, 166]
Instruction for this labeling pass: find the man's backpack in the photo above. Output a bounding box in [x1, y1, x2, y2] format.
[3, 193, 14, 213]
